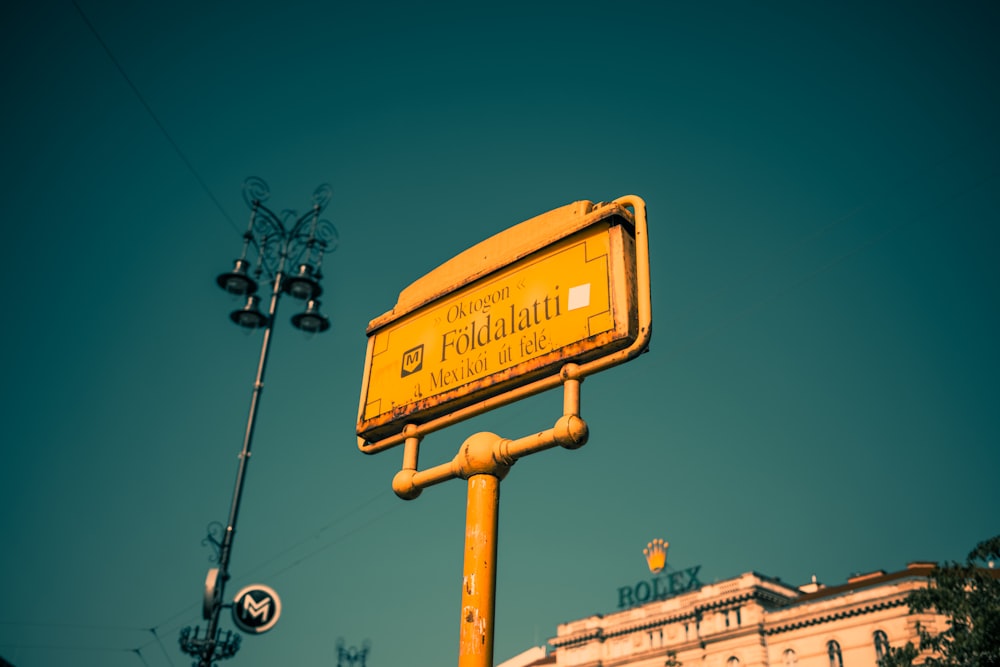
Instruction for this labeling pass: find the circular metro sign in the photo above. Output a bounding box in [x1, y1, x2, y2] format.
[231, 584, 281, 634]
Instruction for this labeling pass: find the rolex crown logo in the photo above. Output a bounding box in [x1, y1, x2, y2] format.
[643, 538, 669, 573]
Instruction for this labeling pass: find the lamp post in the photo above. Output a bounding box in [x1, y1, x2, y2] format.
[179, 177, 338, 666]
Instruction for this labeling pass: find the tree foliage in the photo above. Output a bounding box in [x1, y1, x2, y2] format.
[882, 534, 1000, 667]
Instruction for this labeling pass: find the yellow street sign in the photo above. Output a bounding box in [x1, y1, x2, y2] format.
[357, 200, 643, 445]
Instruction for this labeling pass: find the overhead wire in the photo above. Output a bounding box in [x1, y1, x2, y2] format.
[0, 621, 162, 665]
[148, 628, 175, 667]
[0, 621, 149, 632]
[131, 489, 400, 655]
[263, 503, 403, 582]
[70, 0, 243, 237]
[234, 488, 392, 583]
[0, 641, 138, 654]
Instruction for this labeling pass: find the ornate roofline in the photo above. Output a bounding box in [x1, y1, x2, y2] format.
[551, 588, 795, 647]
[764, 598, 907, 635]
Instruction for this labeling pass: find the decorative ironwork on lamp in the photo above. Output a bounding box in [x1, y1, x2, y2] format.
[336, 639, 371, 667]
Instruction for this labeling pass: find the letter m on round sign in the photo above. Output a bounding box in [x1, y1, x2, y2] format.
[242, 593, 272, 623]
[401, 344, 424, 377]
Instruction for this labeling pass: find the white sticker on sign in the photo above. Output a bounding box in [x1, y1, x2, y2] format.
[567, 284, 591, 311]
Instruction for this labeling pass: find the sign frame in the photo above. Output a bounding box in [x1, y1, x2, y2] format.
[357, 196, 651, 452]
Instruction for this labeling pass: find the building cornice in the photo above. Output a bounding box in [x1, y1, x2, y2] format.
[764, 598, 906, 635]
[551, 587, 794, 647]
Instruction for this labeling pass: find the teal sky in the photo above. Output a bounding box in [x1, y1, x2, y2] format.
[1, 2, 997, 666]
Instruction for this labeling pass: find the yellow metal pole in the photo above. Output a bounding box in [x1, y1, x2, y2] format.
[459, 473, 501, 667]
[390, 384, 590, 667]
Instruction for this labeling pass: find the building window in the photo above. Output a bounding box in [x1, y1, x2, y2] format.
[727, 657, 740, 667]
[783, 649, 797, 667]
[828, 641, 843, 667]
[874, 630, 890, 664]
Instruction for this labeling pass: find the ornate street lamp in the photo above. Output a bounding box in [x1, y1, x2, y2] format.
[336, 639, 371, 667]
[180, 177, 338, 666]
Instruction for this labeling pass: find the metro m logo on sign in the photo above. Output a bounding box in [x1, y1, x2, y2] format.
[357, 199, 647, 447]
[231, 584, 282, 634]
[401, 345, 424, 377]
[243, 593, 272, 622]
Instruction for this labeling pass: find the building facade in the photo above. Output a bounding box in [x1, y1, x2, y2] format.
[508, 563, 942, 667]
